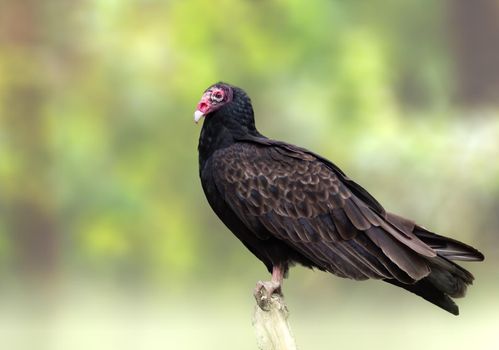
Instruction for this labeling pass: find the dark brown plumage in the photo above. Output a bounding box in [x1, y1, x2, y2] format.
[195, 82, 484, 315]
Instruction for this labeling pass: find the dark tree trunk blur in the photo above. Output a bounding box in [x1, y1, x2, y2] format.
[0, 0, 60, 279]
[448, 0, 499, 106]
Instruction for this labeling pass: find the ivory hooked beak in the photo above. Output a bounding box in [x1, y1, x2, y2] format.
[194, 110, 205, 124]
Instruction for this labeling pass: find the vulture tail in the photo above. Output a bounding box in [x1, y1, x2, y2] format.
[385, 276, 460, 315]
[385, 226, 483, 315]
[413, 225, 485, 262]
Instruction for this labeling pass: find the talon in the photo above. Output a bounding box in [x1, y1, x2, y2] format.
[253, 264, 285, 310]
[254, 280, 281, 297]
[254, 280, 281, 310]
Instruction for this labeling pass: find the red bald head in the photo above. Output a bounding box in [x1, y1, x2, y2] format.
[194, 83, 234, 123]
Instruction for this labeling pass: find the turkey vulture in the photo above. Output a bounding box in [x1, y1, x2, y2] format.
[195, 82, 484, 315]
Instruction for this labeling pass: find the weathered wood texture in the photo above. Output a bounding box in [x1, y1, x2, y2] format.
[252, 292, 297, 350]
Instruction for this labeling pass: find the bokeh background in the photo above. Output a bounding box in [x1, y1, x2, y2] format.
[0, 0, 498, 349]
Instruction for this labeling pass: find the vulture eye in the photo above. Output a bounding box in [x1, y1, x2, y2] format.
[211, 90, 224, 103]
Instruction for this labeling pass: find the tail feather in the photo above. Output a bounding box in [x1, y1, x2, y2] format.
[426, 258, 472, 298]
[385, 277, 460, 315]
[383, 216, 484, 315]
[385, 256, 474, 315]
[414, 225, 484, 262]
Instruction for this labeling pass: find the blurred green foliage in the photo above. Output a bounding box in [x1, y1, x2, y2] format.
[0, 0, 498, 349]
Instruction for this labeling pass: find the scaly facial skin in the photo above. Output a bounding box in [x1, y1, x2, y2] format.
[194, 83, 233, 123]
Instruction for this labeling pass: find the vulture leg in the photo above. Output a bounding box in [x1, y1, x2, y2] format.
[254, 264, 285, 307]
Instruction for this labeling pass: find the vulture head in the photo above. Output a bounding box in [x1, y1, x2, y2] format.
[193, 82, 258, 136]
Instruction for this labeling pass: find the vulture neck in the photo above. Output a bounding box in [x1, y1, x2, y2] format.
[198, 108, 262, 170]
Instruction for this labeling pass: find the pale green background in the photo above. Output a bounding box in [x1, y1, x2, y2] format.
[0, 1, 497, 349]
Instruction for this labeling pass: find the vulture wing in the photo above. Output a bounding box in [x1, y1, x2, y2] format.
[211, 139, 441, 283]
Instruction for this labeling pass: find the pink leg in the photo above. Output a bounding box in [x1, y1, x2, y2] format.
[254, 264, 285, 308]
[271, 264, 284, 287]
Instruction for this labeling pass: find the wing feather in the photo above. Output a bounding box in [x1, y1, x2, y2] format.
[365, 226, 430, 280]
[211, 142, 436, 282]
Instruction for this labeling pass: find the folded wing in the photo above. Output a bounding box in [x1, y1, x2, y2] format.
[212, 142, 442, 283]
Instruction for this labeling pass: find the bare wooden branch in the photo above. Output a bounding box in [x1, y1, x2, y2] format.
[252, 292, 298, 350]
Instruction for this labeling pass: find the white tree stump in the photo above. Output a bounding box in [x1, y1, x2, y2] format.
[252, 291, 298, 350]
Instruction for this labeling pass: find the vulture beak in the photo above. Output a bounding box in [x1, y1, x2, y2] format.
[194, 110, 205, 124]
[194, 94, 211, 124]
